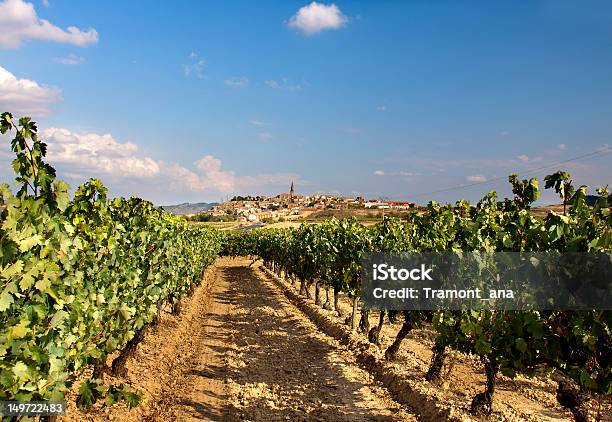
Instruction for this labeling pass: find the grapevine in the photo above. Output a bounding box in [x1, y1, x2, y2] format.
[223, 172, 611, 420]
[0, 112, 222, 406]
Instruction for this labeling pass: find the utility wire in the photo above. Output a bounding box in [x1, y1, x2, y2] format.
[407, 147, 612, 200]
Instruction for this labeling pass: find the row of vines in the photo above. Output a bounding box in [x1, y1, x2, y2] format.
[0, 113, 223, 409]
[223, 173, 611, 421]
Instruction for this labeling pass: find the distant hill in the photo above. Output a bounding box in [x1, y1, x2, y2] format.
[161, 202, 217, 215]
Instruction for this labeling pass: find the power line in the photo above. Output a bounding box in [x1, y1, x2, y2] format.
[407, 147, 612, 200]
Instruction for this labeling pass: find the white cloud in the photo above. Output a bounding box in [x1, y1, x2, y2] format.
[376, 105, 386, 112]
[249, 119, 266, 126]
[41, 0, 48, 6]
[184, 53, 205, 78]
[288, 2, 348, 35]
[0, 0, 98, 49]
[466, 175, 488, 182]
[396, 171, 421, 177]
[53, 53, 84, 65]
[193, 155, 236, 193]
[499, 131, 509, 137]
[0, 65, 62, 116]
[516, 154, 544, 163]
[39, 127, 297, 196]
[43, 127, 160, 178]
[341, 126, 362, 134]
[265, 78, 305, 91]
[224, 76, 249, 88]
[557, 143, 567, 150]
[258, 132, 272, 141]
[373, 170, 421, 177]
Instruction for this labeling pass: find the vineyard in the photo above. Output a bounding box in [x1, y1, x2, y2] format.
[0, 112, 610, 421]
[0, 114, 222, 412]
[221, 174, 611, 420]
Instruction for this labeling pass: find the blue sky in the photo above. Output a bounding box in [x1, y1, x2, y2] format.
[1, 0, 611, 205]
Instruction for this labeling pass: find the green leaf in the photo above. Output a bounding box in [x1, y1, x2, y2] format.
[105, 392, 118, 407]
[12, 362, 31, 381]
[515, 338, 528, 353]
[1, 260, 23, 280]
[474, 339, 492, 355]
[19, 264, 41, 291]
[48, 357, 63, 376]
[9, 319, 30, 339]
[19, 272, 35, 291]
[53, 180, 70, 211]
[34, 276, 50, 292]
[77, 379, 105, 408]
[0, 369, 14, 387]
[50, 310, 69, 329]
[0, 281, 17, 312]
[18, 235, 42, 252]
[121, 388, 142, 408]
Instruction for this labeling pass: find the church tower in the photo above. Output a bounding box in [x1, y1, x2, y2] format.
[290, 181, 295, 200]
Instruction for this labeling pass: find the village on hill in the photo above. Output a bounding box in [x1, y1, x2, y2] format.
[206, 181, 413, 223]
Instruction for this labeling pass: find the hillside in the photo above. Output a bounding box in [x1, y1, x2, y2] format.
[161, 202, 217, 215]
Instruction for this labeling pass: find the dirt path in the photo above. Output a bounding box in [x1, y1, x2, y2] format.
[217, 258, 417, 421]
[66, 256, 611, 422]
[82, 257, 417, 421]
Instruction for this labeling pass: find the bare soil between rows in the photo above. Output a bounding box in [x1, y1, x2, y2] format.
[267, 270, 611, 422]
[66, 257, 417, 421]
[62, 257, 610, 422]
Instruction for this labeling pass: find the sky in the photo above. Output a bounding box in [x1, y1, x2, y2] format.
[0, 0, 611, 205]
